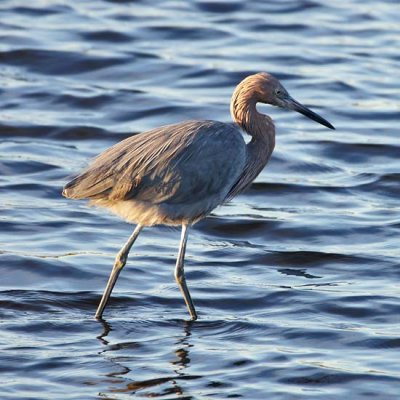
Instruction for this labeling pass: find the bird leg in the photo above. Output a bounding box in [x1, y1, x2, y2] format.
[95, 224, 143, 319]
[175, 224, 197, 321]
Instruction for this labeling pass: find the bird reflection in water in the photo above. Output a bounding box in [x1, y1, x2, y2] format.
[95, 319, 197, 397]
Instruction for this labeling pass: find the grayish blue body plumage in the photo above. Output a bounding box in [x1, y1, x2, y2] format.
[64, 120, 246, 225]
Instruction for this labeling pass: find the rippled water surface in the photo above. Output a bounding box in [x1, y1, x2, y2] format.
[1, 1, 399, 399]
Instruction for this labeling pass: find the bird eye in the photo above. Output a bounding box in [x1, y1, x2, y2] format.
[275, 89, 282, 96]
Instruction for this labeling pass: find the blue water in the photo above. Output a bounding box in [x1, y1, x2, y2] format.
[1, 1, 399, 399]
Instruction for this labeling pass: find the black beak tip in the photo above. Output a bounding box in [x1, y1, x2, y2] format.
[288, 98, 335, 131]
[327, 121, 335, 130]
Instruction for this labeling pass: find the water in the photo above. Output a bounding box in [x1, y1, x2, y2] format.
[1, 0, 399, 399]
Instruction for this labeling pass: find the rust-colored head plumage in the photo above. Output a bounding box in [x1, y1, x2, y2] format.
[231, 72, 334, 131]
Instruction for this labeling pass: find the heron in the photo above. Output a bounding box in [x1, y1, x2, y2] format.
[63, 72, 334, 321]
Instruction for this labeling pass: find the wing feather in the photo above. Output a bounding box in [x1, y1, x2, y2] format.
[63, 120, 246, 205]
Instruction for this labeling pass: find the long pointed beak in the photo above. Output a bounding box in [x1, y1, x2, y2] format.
[286, 96, 335, 130]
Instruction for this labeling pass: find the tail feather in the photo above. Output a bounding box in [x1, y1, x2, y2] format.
[62, 170, 112, 199]
[62, 176, 85, 199]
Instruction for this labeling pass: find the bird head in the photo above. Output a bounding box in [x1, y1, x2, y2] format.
[254, 72, 335, 130]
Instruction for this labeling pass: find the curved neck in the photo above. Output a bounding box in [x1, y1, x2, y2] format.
[226, 80, 276, 199]
[230, 81, 275, 144]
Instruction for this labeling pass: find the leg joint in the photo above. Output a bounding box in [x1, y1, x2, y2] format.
[114, 255, 126, 269]
[174, 268, 185, 284]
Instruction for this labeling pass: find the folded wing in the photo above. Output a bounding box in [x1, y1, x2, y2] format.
[63, 120, 246, 206]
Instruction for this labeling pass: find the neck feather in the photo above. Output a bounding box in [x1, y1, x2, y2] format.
[230, 81, 275, 147]
[226, 81, 276, 198]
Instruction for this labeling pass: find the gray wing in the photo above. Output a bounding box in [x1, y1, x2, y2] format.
[63, 120, 246, 205]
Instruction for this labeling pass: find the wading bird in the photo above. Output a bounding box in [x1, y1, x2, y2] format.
[63, 72, 334, 320]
